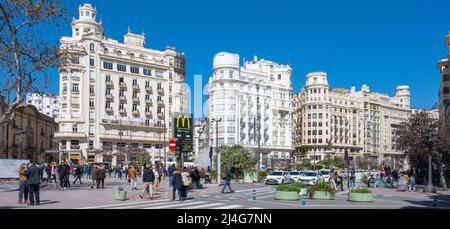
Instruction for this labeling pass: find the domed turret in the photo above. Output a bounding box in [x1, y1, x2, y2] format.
[396, 85, 410, 108]
[305, 72, 329, 88]
[213, 52, 240, 70]
[71, 3, 104, 38]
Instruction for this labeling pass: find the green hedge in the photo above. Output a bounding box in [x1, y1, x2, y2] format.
[350, 188, 372, 193]
[276, 182, 307, 192]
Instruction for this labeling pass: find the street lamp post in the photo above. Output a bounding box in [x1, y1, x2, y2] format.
[16, 128, 25, 159]
[425, 128, 437, 193]
[212, 118, 222, 184]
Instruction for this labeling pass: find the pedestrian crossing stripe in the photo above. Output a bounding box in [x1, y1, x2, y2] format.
[143, 201, 208, 209]
[178, 203, 225, 209]
[213, 205, 243, 209]
[79, 198, 172, 209]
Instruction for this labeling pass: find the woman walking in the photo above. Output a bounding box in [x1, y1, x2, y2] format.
[180, 167, 190, 201]
[153, 166, 161, 192]
[18, 164, 28, 205]
[128, 165, 138, 190]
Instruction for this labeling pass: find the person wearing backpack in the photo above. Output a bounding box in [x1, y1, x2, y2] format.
[221, 167, 235, 194]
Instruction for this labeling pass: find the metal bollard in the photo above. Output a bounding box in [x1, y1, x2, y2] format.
[252, 189, 256, 200]
[433, 195, 437, 207]
[301, 193, 307, 206]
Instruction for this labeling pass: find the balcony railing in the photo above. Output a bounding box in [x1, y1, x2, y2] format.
[105, 107, 113, 113]
[157, 100, 164, 106]
[70, 145, 81, 150]
[145, 87, 153, 93]
[119, 109, 126, 114]
[132, 84, 140, 90]
[157, 88, 164, 95]
[105, 81, 114, 87]
[119, 96, 127, 101]
[132, 110, 140, 115]
[132, 97, 140, 103]
[145, 99, 152, 104]
[105, 94, 114, 100]
[101, 119, 165, 129]
[157, 112, 164, 118]
[145, 112, 153, 118]
[119, 82, 127, 89]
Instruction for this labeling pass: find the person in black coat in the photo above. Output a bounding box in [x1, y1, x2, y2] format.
[24, 162, 42, 205]
[171, 167, 183, 201]
[139, 164, 155, 199]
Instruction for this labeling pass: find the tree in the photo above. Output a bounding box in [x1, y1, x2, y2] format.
[355, 156, 378, 170]
[320, 155, 344, 169]
[435, 122, 450, 190]
[397, 110, 448, 187]
[0, 0, 67, 124]
[218, 145, 257, 179]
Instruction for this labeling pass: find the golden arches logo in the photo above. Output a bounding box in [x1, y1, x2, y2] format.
[176, 115, 191, 128]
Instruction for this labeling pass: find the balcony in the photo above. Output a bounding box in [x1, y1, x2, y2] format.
[119, 109, 126, 114]
[145, 87, 153, 93]
[119, 96, 127, 102]
[157, 112, 164, 118]
[105, 94, 114, 100]
[105, 107, 113, 113]
[145, 112, 153, 118]
[54, 132, 86, 139]
[70, 145, 81, 150]
[132, 97, 140, 103]
[101, 119, 165, 130]
[105, 81, 114, 87]
[132, 84, 140, 91]
[132, 110, 140, 116]
[240, 122, 246, 128]
[157, 88, 164, 95]
[145, 99, 152, 105]
[119, 82, 127, 89]
[157, 100, 164, 106]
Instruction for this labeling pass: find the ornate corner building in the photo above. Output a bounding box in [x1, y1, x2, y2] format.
[438, 30, 450, 129]
[54, 4, 190, 165]
[293, 72, 411, 165]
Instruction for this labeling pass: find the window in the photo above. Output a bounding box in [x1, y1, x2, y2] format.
[155, 70, 164, 77]
[72, 56, 80, 64]
[143, 68, 152, 76]
[169, 84, 172, 92]
[119, 90, 125, 97]
[130, 66, 140, 74]
[105, 101, 111, 108]
[63, 83, 67, 92]
[227, 126, 236, 133]
[72, 83, 79, 92]
[229, 71, 233, 78]
[105, 75, 111, 82]
[117, 64, 127, 72]
[103, 61, 113, 69]
[145, 81, 150, 88]
[444, 74, 449, 82]
[145, 94, 151, 100]
[132, 104, 138, 111]
[89, 100, 94, 108]
[157, 82, 162, 90]
[86, 11, 90, 17]
[169, 96, 172, 104]
[72, 124, 78, 133]
[90, 43, 95, 52]
[145, 119, 150, 126]
[444, 87, 449, 94]
[89, 140, 94, 148]
[133, 92, 138, 99]
[105, 88, 111, 95]
[89, 112, 95, 120]
[157, 96, 162, 102]
[119, 103, 124, 110]
[89, 85, 95, 94]
[278, 74, 281, 80]
[89, 58, 94, 66]
[145, 106, 151, 112]
[169, 72, 173, 79]
[71, 140, 80, 149]
[132, 79, 138, 86]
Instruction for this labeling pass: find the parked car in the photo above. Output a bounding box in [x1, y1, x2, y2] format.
[298, 171, 319, 185]
[289, 171, 303, 182]
[265, 171, 291, 185]
[319, 169, 331, 182]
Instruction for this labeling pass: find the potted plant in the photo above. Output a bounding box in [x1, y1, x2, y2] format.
[115, 186, 127, 201]
[348, 188, 373, 202]
[309, 182, 336, 200]
[274, 182, 307, 201]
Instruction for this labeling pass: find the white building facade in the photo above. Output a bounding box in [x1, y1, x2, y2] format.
[293, 72, 411, 165]
[55, 4, 189, 165]
[26, 93, 60, 122]
[207, 52, 293, 169]
[438, 30, 450, 128]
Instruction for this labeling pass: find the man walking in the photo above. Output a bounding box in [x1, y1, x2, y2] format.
[90, 165, 98, 189]
[172, 167, 183, 201]
[350, 168, 356, 188]
[168, 164, 175, 187]
[73, 165, 83, 184]
[128, 165, 138, 190]
[97, 165, 106, 189]
[24, 161, 41, 206]
[221, 167, 235, 194]
[139, 164, 155, 199]
[58, 162, 70, 190]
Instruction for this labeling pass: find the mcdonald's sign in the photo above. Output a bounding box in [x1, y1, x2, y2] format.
[173, 114, 193, 153]
[176, 115, 191, 129]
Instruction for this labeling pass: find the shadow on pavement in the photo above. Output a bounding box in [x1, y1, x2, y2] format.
[401, 193, 450, 209]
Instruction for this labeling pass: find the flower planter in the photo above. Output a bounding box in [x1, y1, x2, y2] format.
[348, 192, 373, 202]
[275, 191, 300, 201]
[311, 191, 334, 200]
[115, 190, 127, 201]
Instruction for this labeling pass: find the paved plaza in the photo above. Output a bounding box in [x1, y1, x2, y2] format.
[1, 176, 449, 209]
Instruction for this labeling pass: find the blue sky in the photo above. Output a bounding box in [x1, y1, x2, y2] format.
[43, 0, 450, 110]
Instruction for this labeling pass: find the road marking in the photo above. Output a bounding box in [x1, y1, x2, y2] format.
[179, 203, 225, 209]
[79, 198, 172, 209]
[246, 207, 264, 209]
[213, 204, 243, 209]
[143, 201, 208, 209]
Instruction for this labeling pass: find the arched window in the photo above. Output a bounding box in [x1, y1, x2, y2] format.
[90, 43, 95, 52]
